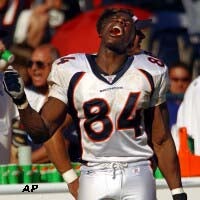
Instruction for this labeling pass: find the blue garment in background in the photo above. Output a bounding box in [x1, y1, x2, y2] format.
[166, 93, 184, 129]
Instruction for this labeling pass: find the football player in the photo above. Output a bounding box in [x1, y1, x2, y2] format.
[3, 8, 187, 200]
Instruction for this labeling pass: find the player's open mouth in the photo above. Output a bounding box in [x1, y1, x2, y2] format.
[110, 26, 123, 36]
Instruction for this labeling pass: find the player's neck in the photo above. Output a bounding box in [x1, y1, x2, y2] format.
[96, 49, 128, 75]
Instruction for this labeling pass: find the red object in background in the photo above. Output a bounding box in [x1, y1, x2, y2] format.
[178, 127, 200, 177]
[51, 4, 152, 56]
[93, 0, 102, 8]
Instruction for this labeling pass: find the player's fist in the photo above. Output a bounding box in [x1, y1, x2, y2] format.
[3, 66, 28, 109]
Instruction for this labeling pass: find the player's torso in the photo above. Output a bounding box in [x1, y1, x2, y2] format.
[51, 53, 168, 162]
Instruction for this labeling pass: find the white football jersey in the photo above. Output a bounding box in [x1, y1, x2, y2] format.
[48, 53, 169, 163]
[175, 76, 200, 155]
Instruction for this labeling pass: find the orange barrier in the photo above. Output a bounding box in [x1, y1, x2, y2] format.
[178, 127, 200, 177]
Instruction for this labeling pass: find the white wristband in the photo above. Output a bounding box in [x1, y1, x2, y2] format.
[171, 187, 184, 195]
[62, 169, 78, 184]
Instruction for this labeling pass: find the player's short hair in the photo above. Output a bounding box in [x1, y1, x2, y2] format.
[96, 8, 134, 34]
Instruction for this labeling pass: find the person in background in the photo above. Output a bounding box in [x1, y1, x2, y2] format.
[181, 0, 200, 79]
[13, 0, 81, 49]
[128, 15, 152, 55]
[25, 43, 60, 162]
[10, 43, 60, 163]
[0, 39, 19, 164]
[173, 75, 200, 155]
[25, 43, 58, 104]
[3, 8, 187, 200]
[147, 0, 190, 68]
[167, 61, 192, 129]
[0, 0, 29, 48]
[11, 43, 81, 165]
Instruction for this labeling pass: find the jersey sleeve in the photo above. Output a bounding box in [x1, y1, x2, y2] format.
[48, 58, 70, 104]
[48, 53, 88, 105]
[150, 67, 169, 107]
[134, 53, 170, 107]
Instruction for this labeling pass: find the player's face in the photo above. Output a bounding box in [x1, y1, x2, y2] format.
[100, 12, 136, 53]
[27, 48, 52, 88]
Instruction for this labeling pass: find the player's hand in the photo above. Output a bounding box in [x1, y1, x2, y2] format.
[172, 193, 187, 200]
[3, 66, 28, 108]
[68, 178, 79, 200]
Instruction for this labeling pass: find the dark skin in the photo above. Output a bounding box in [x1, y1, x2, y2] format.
[17, 11, 182, 199]
[43, 115, 79, 198]
[148, 103, 182, 189]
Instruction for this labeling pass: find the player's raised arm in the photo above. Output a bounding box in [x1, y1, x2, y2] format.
[3, 66, 67, 143]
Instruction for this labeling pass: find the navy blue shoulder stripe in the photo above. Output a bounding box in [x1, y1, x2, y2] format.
[67, 72, 84, 153]
[67, 72, 85, 116]
[139, 69, 154, 97]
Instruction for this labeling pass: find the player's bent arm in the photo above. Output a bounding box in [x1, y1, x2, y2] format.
[151, 103, 183, 190]
[44, 131, 71, 172]
[19, 97, 67, 143]
[3, 66, 67, 143]
[44, 114, 79, 185]
[44, 114, 74, 173]
[44, 114, 79, 199]
[31, 145, 50, 163]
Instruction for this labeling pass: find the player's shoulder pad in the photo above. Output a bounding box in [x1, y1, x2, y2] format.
[51, 53, 88, 76]
[133, 52, 168, 76]
[53, 53, 85, 67]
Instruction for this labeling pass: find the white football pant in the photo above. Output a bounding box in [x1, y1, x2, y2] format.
[78, 161, 156, 200]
